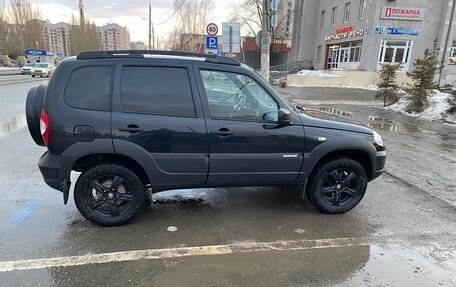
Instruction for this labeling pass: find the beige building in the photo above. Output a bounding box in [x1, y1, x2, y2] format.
[42, 21, 71, 58]
[98, 23, 131, 51]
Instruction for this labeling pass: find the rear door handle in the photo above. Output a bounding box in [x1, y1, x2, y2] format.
[118, 124, 143, 133]
[215, 128, 232, 138]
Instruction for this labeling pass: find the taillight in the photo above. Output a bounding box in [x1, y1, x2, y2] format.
[40, 109, 50, 146]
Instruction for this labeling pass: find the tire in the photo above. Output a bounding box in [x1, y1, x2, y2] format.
[31, 75, 35, 77]
[307, 157, 368, 214]
[74, 164, 146, 226]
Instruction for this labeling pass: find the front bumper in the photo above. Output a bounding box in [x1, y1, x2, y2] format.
[38, 152, 74, 191]
[371, 150, 387, 180]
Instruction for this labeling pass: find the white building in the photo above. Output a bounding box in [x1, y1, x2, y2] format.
[42, 21, 71, 58]
[98, 23, 131, 51]
[131, 41, 146, 50]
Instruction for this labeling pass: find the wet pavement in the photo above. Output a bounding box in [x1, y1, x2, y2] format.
[0, 81, 455, 286]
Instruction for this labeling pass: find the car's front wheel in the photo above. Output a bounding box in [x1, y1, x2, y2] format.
[74, 164, 146, 226]
[307, 157, 367, 214]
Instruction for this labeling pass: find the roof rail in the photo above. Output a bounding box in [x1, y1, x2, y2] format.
[76, 50, 241, 66]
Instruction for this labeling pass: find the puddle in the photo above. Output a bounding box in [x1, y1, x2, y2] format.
[341, 244, 456, 286]
[0, 114, 27, 137]
[367, 116, 398, 132]
[317, 106, 353, 118]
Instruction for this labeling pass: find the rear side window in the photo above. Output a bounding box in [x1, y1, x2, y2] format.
[121, 66, 195, 116]
[65, 66, 112, 111]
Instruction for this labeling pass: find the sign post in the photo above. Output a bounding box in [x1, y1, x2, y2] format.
[205, 23, 219, 55]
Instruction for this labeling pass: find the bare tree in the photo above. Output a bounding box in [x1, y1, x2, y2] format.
[229, 0, 294, 44]
[0, 0, 8, 54]
[8, 0, 44, 56]
[69, 15, 99, 55]
[169, 0, 214, 52]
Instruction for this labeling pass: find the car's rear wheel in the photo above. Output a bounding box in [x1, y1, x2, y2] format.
[307, 157, 367, 214]
[74, 164, 146, 226]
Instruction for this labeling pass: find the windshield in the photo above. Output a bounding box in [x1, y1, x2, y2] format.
[23, 63, 34, 67]
[36, 63, 48, 68]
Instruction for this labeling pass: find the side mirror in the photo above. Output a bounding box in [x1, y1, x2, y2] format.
[278, 108, 293, 126]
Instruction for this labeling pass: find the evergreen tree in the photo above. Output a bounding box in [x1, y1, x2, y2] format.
[446, 92, 456, 114]
[405, 48, 439, 113]
[376, 49, 401, 107]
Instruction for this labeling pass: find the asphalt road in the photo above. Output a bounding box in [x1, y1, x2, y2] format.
[0, 79, 455, 286]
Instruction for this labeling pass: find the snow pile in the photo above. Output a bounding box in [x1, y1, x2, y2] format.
[295, 70, 342, 78]
[388, 90, 456, 123]
[0, 67, 20, 71]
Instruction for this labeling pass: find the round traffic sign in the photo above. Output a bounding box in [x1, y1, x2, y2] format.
[206, 23, 218, 36]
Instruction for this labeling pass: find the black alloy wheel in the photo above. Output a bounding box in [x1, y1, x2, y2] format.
[307, 157, 368, 214]
[74, 164, 145, 226]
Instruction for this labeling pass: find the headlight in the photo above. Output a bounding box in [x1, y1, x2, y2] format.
[373, 131, 384, 147]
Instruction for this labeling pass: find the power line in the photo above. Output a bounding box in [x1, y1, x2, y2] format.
[154, 0, 185, 26]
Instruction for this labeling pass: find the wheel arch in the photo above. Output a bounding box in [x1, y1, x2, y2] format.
[72, 153, 151, 186]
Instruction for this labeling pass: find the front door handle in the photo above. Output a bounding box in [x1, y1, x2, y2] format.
[118, 124, 143, 133]
[215, 128, 232, 138]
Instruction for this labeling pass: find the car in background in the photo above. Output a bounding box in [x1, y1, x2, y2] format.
[21, 63, 35, 75]
[31, 63, 55, 78]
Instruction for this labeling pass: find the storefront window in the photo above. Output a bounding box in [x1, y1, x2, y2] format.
[326, 40, 362, 69]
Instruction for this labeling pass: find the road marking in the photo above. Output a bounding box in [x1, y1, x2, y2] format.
[6, 200, 41, 224]
[0, 237, 372, 272]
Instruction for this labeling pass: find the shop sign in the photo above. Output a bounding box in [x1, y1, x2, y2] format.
[325, 28, 364, 41]
[380, 6, 424, 21]
[375, 26, 419, 36]
[336, 25, 353, 34]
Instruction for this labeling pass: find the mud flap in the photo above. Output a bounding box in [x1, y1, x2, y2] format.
[297, 181, 307, 200]
[61, 179, 71, 205]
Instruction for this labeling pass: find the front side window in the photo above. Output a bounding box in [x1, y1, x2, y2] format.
[121, 66, 195, 116]
[200, 70, 279, 122]
[65, 66, 112, 111]
[344, 2, 351, 22]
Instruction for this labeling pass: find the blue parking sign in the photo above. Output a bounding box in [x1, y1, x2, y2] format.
[206, 36, 218, 49]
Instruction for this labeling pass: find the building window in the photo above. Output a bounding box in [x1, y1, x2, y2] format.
[450, 46, 456, 64]
[358, 0, 365, 19]
[317, 45, 322, 62]
[320, 10, 326, 28]
[378, 40, 413, 71]
[344, 2, 351, 22]
[331, 7, 337, 26]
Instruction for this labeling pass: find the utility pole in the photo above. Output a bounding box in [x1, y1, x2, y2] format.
[148, 0, 152, 50]
[438, 0, 456, 87]
[260, 0, 271, 82]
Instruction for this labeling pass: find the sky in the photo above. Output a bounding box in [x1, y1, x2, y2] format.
[30, 0, 244, 43]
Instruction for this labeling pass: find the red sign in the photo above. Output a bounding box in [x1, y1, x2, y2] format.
[206, 23, 218, 36]
[381, 6, 424, 21]
[336, 25, 354, 34]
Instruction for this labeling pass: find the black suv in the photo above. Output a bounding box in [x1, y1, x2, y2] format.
[26, 50, 386, 226]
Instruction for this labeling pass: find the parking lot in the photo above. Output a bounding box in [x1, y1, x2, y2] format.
[0, 79, 455, 286]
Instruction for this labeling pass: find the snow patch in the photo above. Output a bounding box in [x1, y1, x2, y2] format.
[295, 70, 342, 78]
[0, 67, 20, 71]
[387, 90, 456, 123]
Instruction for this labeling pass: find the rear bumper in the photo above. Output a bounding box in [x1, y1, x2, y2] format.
[371, 150, 387, 180]
[38, 152, 74, 191]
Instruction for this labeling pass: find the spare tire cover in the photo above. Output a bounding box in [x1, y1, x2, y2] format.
[26, 84, 46, 146]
